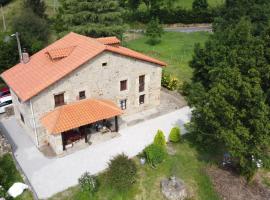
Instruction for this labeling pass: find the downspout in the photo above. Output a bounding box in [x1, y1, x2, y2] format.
[30, 99, 39, 147]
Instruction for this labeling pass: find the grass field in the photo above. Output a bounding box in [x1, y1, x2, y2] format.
[50, 142, 220, 200]
[125, 31, 210, 83]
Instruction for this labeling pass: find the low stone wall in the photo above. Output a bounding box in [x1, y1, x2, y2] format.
[0, 132, 11, 157]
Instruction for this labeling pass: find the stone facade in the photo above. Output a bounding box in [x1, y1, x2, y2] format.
[11, 51, 162, 153]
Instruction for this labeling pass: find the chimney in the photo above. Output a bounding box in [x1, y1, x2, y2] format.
[22, 48, 30, 64]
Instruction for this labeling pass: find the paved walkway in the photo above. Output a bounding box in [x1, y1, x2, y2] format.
[0, 107, 191, 199]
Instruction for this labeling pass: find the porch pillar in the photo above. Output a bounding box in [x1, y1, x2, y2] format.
[61, 133, 66, 151]
[115, 116, 119, 132]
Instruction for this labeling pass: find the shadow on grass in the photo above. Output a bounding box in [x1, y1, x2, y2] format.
[182, 133, 224, 166]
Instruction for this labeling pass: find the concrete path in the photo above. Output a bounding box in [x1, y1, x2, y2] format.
[0, 106, 191, 199]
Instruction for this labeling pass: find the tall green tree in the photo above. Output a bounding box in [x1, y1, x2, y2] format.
[24, 0, 47, 18]
[145, 18, 163, 45]
[11, 8, 49, 53]
[55, 0, 125, 38]
[192, 0, 208, 12]
[186, 0, 270, 179]
[0, 33, 19, 73]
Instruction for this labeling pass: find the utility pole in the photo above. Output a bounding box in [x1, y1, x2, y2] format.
[11, 32, 23, 62]
[0, 4, 6, 31]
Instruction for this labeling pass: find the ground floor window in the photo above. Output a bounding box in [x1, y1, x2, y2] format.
[20, 113, 24, 123]
[139, 95, 145, 105]
[120, 99, 127, 110]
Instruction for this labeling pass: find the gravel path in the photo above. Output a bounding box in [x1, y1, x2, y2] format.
[0, 107, 191, 199]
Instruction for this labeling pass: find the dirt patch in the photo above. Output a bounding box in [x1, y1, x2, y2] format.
[207, 166, 270, 200]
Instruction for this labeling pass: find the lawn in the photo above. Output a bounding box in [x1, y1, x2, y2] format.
[125, 31, 210, 83]
[50, 142, 220, 200]
[0, 154, 33, 200]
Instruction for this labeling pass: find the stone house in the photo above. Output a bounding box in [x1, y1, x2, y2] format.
[1, 32, 166, 155]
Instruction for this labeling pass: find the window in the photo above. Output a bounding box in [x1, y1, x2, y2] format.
[120, 80, 127, 91]
[102, 62, 107, 67]
[139, 95, 145, 105]
[79, 91, 86, 100]
[20, 113, 24, 123]
[139, 75, 145, 92]
[0, 100, 12, 107]
[54, 93, 65, 107]
[120, 99, 127, 110]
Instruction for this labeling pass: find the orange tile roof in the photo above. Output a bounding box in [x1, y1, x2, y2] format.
[47, 46, 76, 60]
[40, 99, 123, 134]
[96, 37, 120, 45]
[1, 32, 166, 102]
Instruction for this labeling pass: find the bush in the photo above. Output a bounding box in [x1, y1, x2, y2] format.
[0, 0, 11, 6]
[106, 154, 137, 191]
[78, 172, 98, 195]
[162, 71, 180, 91]
[144, 144, 166, 166]
[153, 130, 166, 148]
[169, 127, 181, 143]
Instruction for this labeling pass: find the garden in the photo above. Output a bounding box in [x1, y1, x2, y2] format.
[0, 154, 33, 200]
[50, 127, 220, 200]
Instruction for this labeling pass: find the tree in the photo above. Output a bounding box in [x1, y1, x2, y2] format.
[192, 0, 208, 12]
[11, 8, 49, 53]
[186, 6, 270, 179]
[128, 0, 141, 11]
[0, 33, 19, 73]
[55, 0, 126, 38]
[145, 18, 163, 45]
[24, 0, 47, 18]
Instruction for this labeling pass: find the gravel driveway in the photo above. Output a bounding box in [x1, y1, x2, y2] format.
[0, 106, 191, 199]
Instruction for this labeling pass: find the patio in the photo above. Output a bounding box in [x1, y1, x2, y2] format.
[41, 99, 123, 155]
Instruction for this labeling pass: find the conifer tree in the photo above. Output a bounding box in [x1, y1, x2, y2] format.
[56, 0, 125, 38]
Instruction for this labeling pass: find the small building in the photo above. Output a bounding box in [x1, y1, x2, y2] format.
[1, 32, 166, 155]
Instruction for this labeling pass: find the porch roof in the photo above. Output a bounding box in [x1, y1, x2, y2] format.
[40, 99, 123, 134]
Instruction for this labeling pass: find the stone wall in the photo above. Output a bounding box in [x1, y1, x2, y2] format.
[12, 51, 162, 150]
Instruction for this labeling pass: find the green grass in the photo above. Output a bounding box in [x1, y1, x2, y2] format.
[0, 154, 33, 200]
[174, 0, 225, 9]
[125, 31, 210, 82]
[50, 142, 220, 200]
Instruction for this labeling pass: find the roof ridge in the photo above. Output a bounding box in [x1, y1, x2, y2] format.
[96, 99, 123, 113]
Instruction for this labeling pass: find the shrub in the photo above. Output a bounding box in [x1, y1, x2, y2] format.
[169, 127, 181, 143]
[106, 154, 137, 191]
[78, 172, 98, 195]
[161, 71, 180, 91]
[153, 130, 166, 148]
[144, 144, 166, 166]
[0, 154, 22, 190]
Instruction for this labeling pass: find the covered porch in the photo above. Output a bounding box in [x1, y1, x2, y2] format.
[41, 99, 123, 155]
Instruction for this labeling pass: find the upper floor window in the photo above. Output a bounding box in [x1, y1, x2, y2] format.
[120, 99, 127, 110]
[120, 80, 127, 91]
[79, 91, 86, 100]
[139, 94, 145, 105]
[102, 62, 107, 67]
[139, 75, 145, 92]
[54, 93, 65, 107]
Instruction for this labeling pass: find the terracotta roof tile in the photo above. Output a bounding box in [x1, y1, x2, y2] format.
[40, 99, 123, 134]
[1, 32, 166, 102]
[96, 37, 120, 45]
